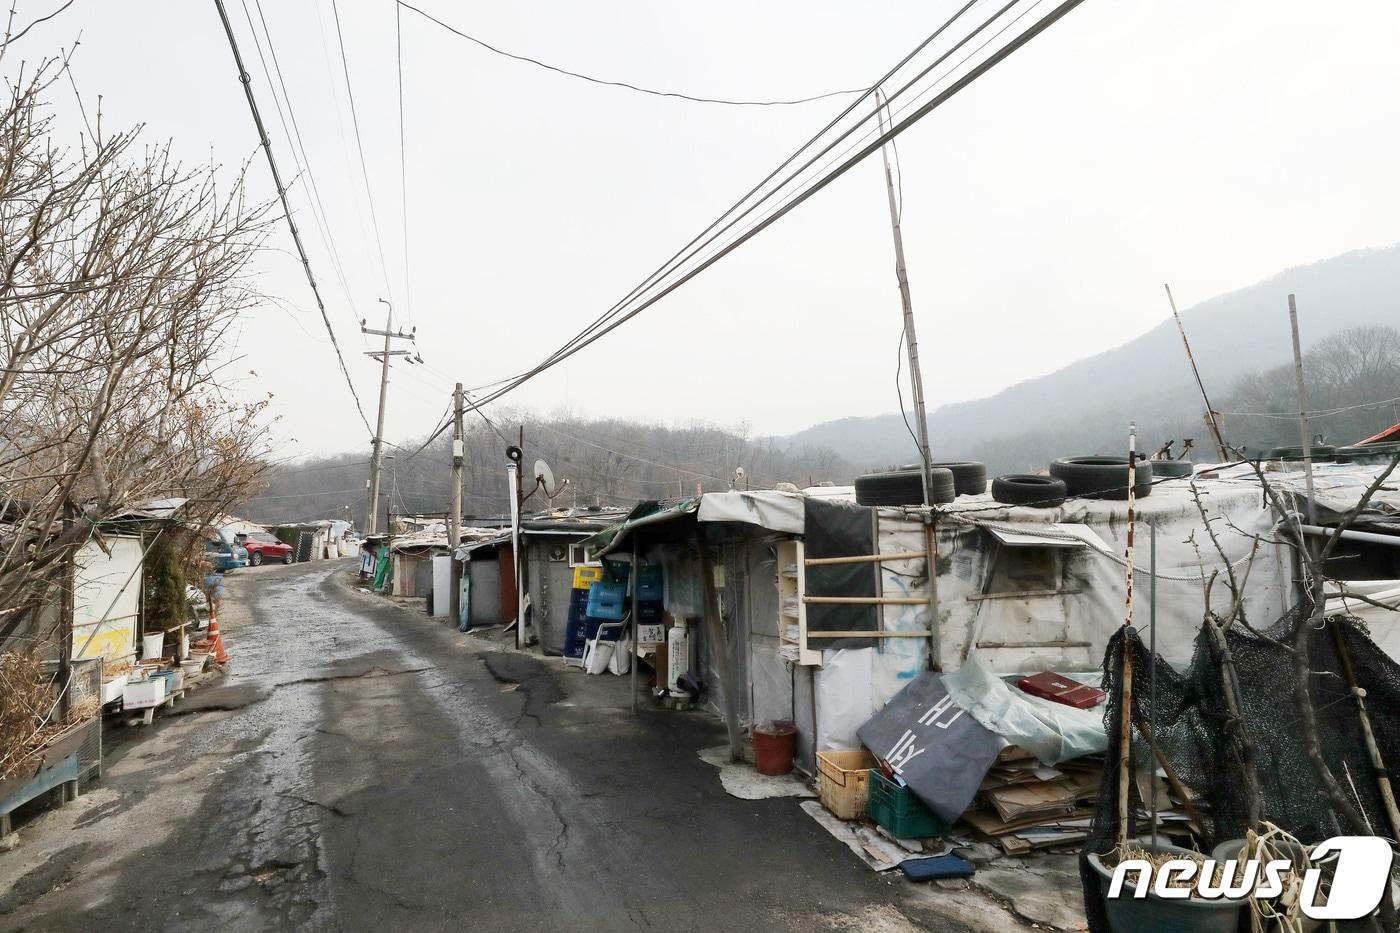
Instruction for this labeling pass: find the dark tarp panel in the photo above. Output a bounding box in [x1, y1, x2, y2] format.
[804, 498, 878, 649]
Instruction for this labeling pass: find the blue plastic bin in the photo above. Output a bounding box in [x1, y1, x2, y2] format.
[586, 581, 626, 621]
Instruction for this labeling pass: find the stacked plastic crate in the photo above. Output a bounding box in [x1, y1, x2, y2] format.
[563, 565, 604, 663]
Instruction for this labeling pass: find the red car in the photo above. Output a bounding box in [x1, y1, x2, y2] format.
[237, 532, 294, 566]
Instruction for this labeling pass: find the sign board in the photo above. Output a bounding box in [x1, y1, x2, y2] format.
[72, 535, 143, 663]
[856, 671, 1005, 823]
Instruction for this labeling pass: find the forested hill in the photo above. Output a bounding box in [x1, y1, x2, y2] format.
[241, 417, 856, 529]
[784, 245, 1400, 473]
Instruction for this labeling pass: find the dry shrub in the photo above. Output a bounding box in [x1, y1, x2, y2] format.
[0, 651, 50, 779]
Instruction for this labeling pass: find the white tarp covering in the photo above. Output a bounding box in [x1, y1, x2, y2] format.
[942, 653, 1107, 764]
[937, 478, 1292, 672]
[697, 490, 805, 536]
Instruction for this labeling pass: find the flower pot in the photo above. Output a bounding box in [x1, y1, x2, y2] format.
[1087, 843, 1246, 933]
[753, 721, 797, 776]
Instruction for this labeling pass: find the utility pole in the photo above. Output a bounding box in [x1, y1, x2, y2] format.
[877, 91, 940, 670]
[362, 299, 415, 534]
[448, 383, 465, 626]
[876, 92, 934, 503]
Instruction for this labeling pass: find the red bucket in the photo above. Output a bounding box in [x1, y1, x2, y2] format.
[753, 720, 797, 776]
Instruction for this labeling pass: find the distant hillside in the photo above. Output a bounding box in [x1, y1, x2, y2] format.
[783, 245, 1400, 473]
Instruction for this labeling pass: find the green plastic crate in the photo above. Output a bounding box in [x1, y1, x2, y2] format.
[867, 769, 950, 839]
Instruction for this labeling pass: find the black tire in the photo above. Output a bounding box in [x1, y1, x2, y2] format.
[931, 461, 987, 496]
[855, 467, 955, 506]
[1049, 456, 1153, 500]
[1268, 444, 1337, 461]
[990, 474, 1067, 508]
[282, 553, 294, 565]
[897, 462, 986, 495]
[249, 550, 263, 567]
[1336, 443, 1400, 463]
[1148, 459, 1194, 478]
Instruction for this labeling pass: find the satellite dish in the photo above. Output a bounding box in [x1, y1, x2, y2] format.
[534, 459, 562, 498]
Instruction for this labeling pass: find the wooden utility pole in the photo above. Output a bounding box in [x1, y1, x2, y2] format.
[448, 384, 464, 626]
[362, 300, 415, 534]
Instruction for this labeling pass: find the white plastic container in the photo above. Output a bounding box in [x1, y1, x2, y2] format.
[667, 620, 689, 697]
[608, 637, 631, 676]
[142, 632, 164, 659]
[582, 638, 614, 675]
[123, 677, 167, 710]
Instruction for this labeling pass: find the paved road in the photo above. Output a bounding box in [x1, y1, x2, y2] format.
[0, 561, 984, 932]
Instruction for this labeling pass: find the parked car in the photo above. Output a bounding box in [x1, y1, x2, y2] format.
[238, 532, 294, 566]
[204, 533, 249, 572]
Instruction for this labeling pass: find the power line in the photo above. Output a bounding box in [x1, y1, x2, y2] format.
[397, 0, 864, 107]
[329, 0, 397, 302]
[395, 2, 413, 325]
[465, 0, 1014, 398]
[241, 0, 361, 324]
[463, 0, 1075, 411]
[213, 0, 373, 436]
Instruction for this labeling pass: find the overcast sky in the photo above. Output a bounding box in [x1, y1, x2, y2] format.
[19, 0, 1400, 458]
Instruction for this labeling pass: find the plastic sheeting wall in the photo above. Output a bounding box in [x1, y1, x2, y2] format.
[935, 489, 1291, 674]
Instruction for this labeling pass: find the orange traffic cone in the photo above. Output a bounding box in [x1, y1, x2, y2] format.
[208, 610, 231, 664]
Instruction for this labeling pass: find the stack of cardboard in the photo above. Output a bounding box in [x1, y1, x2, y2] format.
[960, 747, 1103, 854]
[959, 747, 1201, 854]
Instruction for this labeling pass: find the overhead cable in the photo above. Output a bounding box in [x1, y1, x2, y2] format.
[396, 3, 413, 325]
[396, 0, 863, 107]
[241, 0, 361, 322]
[465, 0, 1083, 411]
[329, 0, 398, 301]
[212, 0, 373, 435]
[459, 0, 993, 399]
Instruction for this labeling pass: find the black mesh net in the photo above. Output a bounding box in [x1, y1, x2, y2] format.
[1079, 612, 1400, 932]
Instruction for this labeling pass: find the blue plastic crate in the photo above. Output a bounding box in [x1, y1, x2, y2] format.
[586, 581, 626, 621]
[636, 565, 663, 602]
[563, 615, 591, 659]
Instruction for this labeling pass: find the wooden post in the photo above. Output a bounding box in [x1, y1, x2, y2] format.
[1165, 284, 1229, 460]
[1117, 423, 1138, 847]
[1288, 294, 1319, 525]
[58, 501, 74, 723]
[876, 90, 935, 505]
[696, 524, 744, 762]
[1330, 620, 1400, 840]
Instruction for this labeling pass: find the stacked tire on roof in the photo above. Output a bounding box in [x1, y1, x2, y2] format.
[854, 456, 1196, 509]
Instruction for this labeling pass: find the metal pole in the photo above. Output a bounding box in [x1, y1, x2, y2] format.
[630, 536, 640, 714]
[366, 301, 393, 534]
[1288, 294, 1319, 525]
[876, 90, 934, 505]
[449, 383, 464, 627]
[1149, 522, 1158, 849]
[1117, 422, 1138, 847]
[508, 459, 524, 649]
